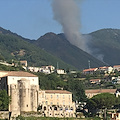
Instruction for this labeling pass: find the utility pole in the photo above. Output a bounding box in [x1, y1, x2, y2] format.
[57, 62, 59, 70]
[88, 60, 90, 69]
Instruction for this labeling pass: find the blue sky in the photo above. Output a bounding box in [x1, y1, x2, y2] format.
[0, 0, 120, 39]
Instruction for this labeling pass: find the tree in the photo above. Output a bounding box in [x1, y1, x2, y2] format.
[0, 54, 4, 61]
[66, 79, 87, 102]
[0, 90, 10, 110]
[91, 93, 116, 109]
[86, 93, 116, 119]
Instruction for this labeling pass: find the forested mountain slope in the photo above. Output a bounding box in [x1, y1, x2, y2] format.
[89, 28, 120, 66]
[0, 27, 75, 69]
[2, 27, 120, 70]
[31, 32, 105, 69]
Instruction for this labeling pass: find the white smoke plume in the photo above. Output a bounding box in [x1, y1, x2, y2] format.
[51, 0, 90, 53]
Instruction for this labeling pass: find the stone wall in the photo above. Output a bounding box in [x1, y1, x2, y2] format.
[0, 111, 9, 119]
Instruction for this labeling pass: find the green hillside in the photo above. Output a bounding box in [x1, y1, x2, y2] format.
[31, 32, 105, 70]
[0, 27, 75, 70]
[89, 28, 120, 65]
[1, 27, 120, 70]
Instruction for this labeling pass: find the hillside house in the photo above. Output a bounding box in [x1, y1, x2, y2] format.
[90, 79, 101, 84]
[83, 68, 98, 74]
[111, 112, 120, 120]
[85, 89, 116, 98]
[98, 66, 113, 74]
[113, 65, 120, 71]
[0, 61, 13, 67]
[116, 89, 120, 97]
[28, 65, 55, 74]
[112, 76, 120, 84]
[28, 66, 41, 72]
[41, 65, 55, 73]
[56, 69, 66, 74]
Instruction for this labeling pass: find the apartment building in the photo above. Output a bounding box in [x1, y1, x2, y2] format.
[85, 89, 116, 98]
[38, 90, 76, 117]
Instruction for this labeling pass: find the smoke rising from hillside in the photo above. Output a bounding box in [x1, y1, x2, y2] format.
[51, 0, 90, 53]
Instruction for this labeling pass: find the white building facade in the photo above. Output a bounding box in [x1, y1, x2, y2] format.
[0, 71, 39, 117]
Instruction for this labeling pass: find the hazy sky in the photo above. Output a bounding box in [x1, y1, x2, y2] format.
[0, 0, 120, 39]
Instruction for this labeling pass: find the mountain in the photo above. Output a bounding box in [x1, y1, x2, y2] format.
[30, 28, 120, 69]
[30, 32, 105, 69]
[1, 26, 119, 70]
[89, 28, 120, 66]
[0, 27, 75, 70]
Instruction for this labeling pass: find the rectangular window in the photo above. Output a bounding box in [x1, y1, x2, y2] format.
[42, 93, 44, 98]
[69, 95, 70, 99]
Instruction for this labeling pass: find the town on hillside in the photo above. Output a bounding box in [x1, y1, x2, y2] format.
[1, 60, 120, 119]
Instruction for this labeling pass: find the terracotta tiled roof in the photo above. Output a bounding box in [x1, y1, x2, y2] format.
[45, 90, 71, 94]
[113, 65, 120, 68]
[99, 66, 108, 69]
[83, 68, 98, 72]
[0, 71, 37, 77]
[85, 89, 116, 94]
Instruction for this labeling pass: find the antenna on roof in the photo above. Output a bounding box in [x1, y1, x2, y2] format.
[88, 60, 90, 69]
[57, 62, 59, 70]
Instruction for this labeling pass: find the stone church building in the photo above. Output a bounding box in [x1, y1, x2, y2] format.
[0, 71, 75, 118]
